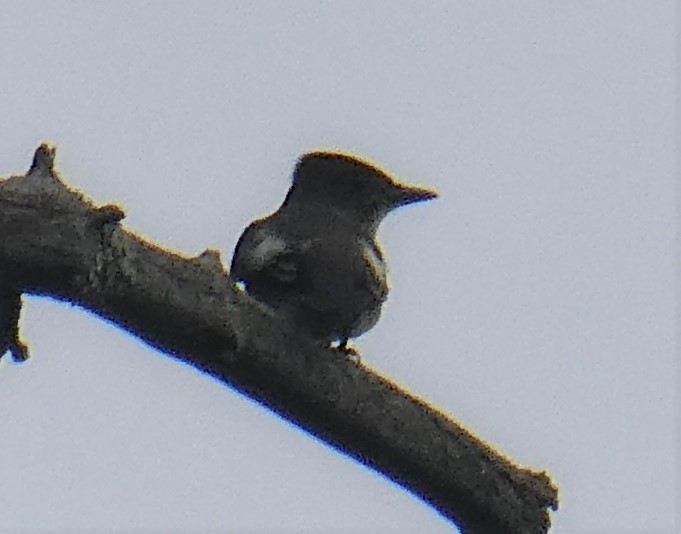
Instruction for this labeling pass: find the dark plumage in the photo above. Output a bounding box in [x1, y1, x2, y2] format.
[231, 151, 437, 350]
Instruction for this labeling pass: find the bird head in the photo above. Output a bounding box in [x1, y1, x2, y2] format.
[284, 150, 437, 231]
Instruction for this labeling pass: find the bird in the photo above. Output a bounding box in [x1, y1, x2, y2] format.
[230, 150, 437, 352]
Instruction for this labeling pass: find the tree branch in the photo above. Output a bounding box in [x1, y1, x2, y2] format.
[0, 144, 558, 533]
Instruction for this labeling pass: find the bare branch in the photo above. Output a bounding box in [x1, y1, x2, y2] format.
[0, 145, 558, 533]
[0, 285, 28, 362]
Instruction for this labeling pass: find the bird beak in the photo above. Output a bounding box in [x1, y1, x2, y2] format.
[391, 185, 439, 207]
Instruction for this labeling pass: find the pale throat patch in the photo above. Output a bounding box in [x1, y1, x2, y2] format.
[361, 239, 387, 284]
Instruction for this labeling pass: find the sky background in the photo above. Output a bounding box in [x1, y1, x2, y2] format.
[0, 2, 677, 533]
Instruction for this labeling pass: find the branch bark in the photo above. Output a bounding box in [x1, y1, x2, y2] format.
[0, 144, 558, 533]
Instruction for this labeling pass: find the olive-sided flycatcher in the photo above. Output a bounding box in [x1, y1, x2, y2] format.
[231, 150, 437, 352]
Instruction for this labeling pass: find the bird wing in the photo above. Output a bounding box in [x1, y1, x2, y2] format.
[231, 218, 297, 284]
[231, 220, 388, 312]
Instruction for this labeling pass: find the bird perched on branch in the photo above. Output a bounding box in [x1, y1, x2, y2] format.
[231, 150, 437, 353]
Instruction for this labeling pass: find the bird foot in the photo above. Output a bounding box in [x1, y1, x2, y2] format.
[334, 339, 361, 364]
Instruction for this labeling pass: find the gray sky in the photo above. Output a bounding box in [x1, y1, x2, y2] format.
[0, 2, 677, 532]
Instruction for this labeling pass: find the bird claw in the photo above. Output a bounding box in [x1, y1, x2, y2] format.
[335, 339, 361, 364]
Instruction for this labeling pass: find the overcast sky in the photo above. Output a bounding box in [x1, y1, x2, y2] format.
[0, 2, 677, 533]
